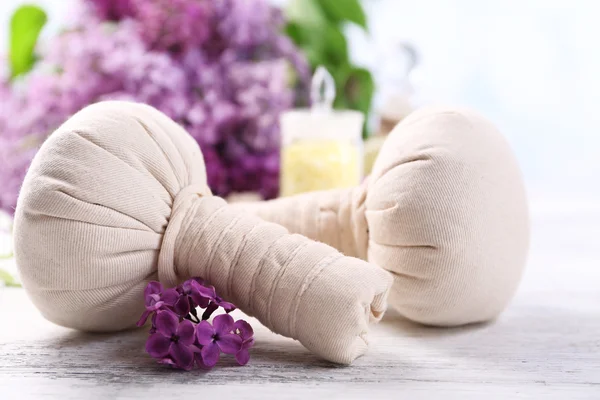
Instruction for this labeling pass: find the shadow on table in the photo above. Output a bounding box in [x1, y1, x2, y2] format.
[49, 324, 334, 371]
[379, 308, 492, 337]
[378, 303, 599, 372]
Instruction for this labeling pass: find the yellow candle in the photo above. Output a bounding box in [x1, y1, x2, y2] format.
[279, 109, 363, 197]
[281, 139, 360, 196]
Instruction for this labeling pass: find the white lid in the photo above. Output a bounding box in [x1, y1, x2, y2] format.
[280, 109, 364, 145]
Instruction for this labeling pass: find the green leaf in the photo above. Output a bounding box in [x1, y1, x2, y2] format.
[284, 22, 306, 46]
[322, 25, 348, 66]
[329, 64, 351, 96]
[344, 67, 374, 112]
[9, 4, 48, 79]
[0, 268, 20, 288]
[343, 67, 375, 136]
[285, 0, 328, 29]
[316, 0, 368, 30]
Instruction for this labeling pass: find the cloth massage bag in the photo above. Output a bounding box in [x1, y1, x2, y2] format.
[232, 107, 530, 326]
[13, 101, 393, 364]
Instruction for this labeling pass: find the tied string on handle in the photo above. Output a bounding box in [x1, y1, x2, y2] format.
[159, 183, 212, 287]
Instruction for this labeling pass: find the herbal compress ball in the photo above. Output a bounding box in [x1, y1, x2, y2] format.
[13, 101, 392, 364]
[231, 107, 530, 326]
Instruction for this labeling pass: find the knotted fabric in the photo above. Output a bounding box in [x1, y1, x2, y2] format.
[230, 106, 530, 327]
[13, 101, 392, 364]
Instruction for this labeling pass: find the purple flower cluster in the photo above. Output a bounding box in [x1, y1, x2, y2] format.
[138, 279, 254, 370]
[0, 0, 310, 214]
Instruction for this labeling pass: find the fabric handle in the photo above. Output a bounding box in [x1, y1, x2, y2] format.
[161, 195, 390, 364]
[228, 186, 369, 260]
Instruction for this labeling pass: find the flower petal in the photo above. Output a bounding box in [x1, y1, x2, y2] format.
[136, 310, 151, 327]
[144, 281, 163, 298]
[174, 295, 190, 316]
[181, 280, 194, 294]
[195, 352, 210, 370]
[216, 297, 236, 312]
[217, 333, 242, 354]
[235, 349, 250, 366]
[190, 292, 210, 309]
[161, 288, 179, 306]
[170, 342, 194, 370]
[242, 337, 255, 350]
[149, 313, 158, 334]
[177, 319, 196, 345]
[213, 313, 234, 334]
[148, 293, 161, 306]
[192, 280, 216, 299]
[189, 344, 202, 354]
[201, 342, 220, 367]
[234, 319, 254, 340]
[195, 320, 215, 345]
[155, 310, 178, 336]
[145, 334, 171, 358]
[148, 300, 164, 312]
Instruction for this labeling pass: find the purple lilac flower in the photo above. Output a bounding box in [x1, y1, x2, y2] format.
[0, 0, 311, 215]
[195, 314, 242, 367]
[136, 281, 178, 326]
[146, 310, 198, 370]
[233, 319, 255, 366]
[213, 294, 236, 313]
[139, 278, 253, 370]
[88, 0, 135, 21]
[193, 278, 236, 317]
[130, 0, 211, 53]
[173, 279, 216, 316]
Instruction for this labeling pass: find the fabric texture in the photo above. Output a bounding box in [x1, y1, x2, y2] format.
[13, 101, 393, 364]
[230, 106, 530, 326]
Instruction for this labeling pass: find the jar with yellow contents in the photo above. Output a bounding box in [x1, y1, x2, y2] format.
[279, 67, 364, 196]
[279, 109, 364, 196]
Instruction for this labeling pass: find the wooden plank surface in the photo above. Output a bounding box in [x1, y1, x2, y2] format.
[0, 204, 599, 399]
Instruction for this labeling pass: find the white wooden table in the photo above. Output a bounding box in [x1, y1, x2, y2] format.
[1, 199, 599, 399]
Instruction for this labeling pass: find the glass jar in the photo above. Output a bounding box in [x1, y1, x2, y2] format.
[279, 109, 364, 197]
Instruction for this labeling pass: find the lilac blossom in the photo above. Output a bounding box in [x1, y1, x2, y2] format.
[136, 281, 178, 326]
[173, 279, 215, 316]
[87, 0, 135, 21]
[130, 0, 211, 52]
[233, 319, 255, 366]
[0, 0, 310, 215]
[195, 314, 243, 367]
[139, 278, 254, 370]
[146, 310, 198, 370]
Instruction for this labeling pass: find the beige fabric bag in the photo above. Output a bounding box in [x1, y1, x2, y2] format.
[231, 107, 530, 326]
[13, 101, 393, 365]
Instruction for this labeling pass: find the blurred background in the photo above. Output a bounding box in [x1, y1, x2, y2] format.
[1, 0, 598, 202]
[1, 0, 599, 282]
